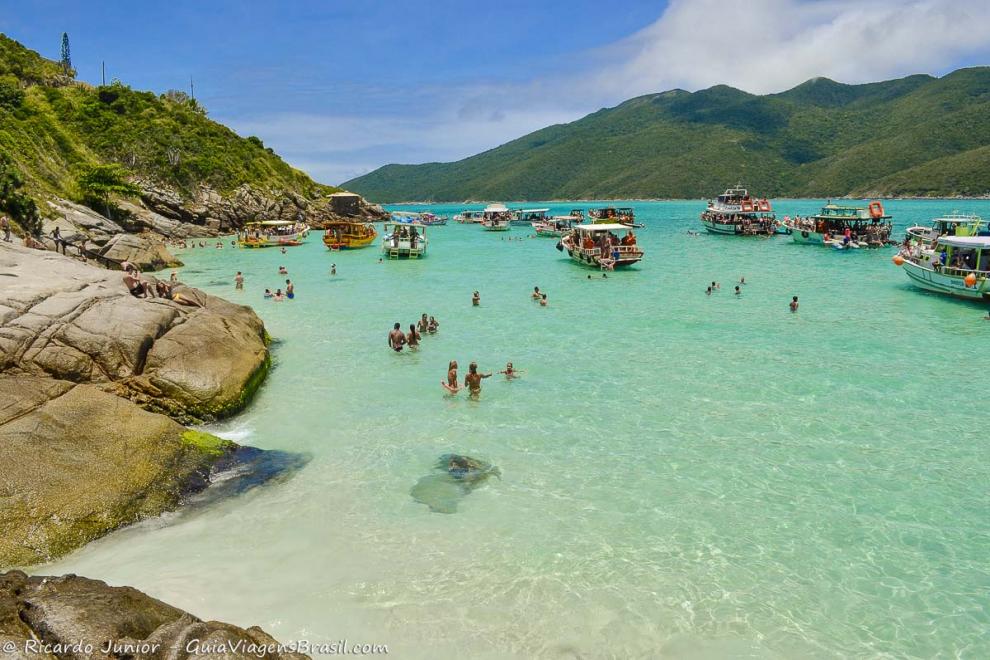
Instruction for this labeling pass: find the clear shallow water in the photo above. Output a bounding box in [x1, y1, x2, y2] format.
[44, 200, 990, 658]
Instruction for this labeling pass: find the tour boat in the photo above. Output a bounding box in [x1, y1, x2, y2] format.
[700, 186, 777, 236]
[237, 220, 309, 248]
[454, 210, 484, 223]
[558, 223, 643, 269]
[587, 207, 640, 227]
[481, 203, 512, 231]
[511, 208, 550, 226]
[419, 212, 448, 226]
[904, 213, 985, 248]
[532, 216, 578, 237]
[784, 201, 892, 249]
[381, 220, 428, 258]
[322, 221, 377, 250]
[895, 235, 990, 301]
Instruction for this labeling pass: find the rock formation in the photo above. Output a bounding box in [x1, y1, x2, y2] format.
[0, 243, 273, 566]
[0, 571, 308, 659]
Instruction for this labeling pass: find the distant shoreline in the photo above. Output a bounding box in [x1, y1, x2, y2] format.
[379, 195, 990, 205]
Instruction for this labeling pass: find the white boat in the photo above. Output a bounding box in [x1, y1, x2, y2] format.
[481, 203, 512, 231]
[700, 186, 777, 236]
[896, 235, 990, 301]
[512, 208, 550, 226]
[904, 213, 984, 248]
[382, 220, 428, 258]
[558, 223, 643, 269]
[454, 210, 484, 224]
[533, 216, 577, 237]
[783, 201, 892, 248]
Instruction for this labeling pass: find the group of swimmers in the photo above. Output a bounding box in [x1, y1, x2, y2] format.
[531, 286, 549, 306]
[389, 313, 440, 351]
[443, 360, 521, 397]
[704, 276, 800, 310]
[260, 267, 295, 301]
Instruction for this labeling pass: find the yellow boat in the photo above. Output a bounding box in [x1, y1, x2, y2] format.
[323, 221, 377, 249]
[237, 220, 309, 248]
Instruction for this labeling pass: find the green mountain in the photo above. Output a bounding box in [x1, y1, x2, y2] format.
[0, 34, 335, 230]
[343, 69, 990, 201]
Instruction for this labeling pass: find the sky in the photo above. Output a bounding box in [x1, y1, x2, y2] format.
[2, 0, 989, 185]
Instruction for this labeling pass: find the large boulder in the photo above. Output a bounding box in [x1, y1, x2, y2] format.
[44, 199, 124, 247]
[0, 571, 308, 659]
[97, 232, 181, 271]
[0, 243, 268, 421]
[115, 199, 215, 239]
[0, 376, 229, 567]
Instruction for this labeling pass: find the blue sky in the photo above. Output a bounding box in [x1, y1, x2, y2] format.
[2, 1, 989, 185]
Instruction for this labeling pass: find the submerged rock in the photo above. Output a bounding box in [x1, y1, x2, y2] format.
[0, 571, 308, 659]
[410, 454, 501, 514]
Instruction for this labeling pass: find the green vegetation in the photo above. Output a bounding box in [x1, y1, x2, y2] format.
[0, 34, 337, 229]
[76, 163, 139, 219]
[0, 152, 40, 234]
[344, 69, 990, 201]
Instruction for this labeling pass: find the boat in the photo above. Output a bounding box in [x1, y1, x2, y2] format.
[904, 213, 985, 248]
[784, 201, 892, 249]
[532, 216, 577, 237]
[420, 212, 448, 226]
[322, 220, 377, 250]
[587, 207, 641, 227]
[700, 186, 777, 236]
[237, 220, 309, 248]
[454, 210, 484, 224]
[569, 209, 585, 221]
[558, 223, 643, 269]
[481, 203, 512, 231]
[381, 219, 428, 259]
[895, 235, 990, 301]
[511, 208, 550, 226]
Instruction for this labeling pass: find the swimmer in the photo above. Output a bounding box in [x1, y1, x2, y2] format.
[273, 288, 284, 301]
[711, 281, 720, 291]
[441, 360, 460, 394]
[235, 271, 244, 290]
[602, 273, 607, 279]
[532, 286, 541, 300]
[472, 291, 480, 306]
[263, 288, 273, 298]
[498, 362, 523, 379]
[281, 246, 287, 254]
[278, 265, 288, 275]
[587, 274, 592, 280]
[739, 276, 746, 285]
[418, 313, 429, 333]
[790, 296, 799, 312]
[330, 263, 337, 276]
[540, 293, 548, 306]
[464, 361, 492, 397]
[428, 316, 439, 333]
[388, 322, 406, 352]
[406, 323, 420, 349]
[285, 279, 294, 299]
[734, 285, 741, 295]
[706, 286, 712, 295]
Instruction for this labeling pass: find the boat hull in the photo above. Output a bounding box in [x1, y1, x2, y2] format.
[901, 260, 990, 301]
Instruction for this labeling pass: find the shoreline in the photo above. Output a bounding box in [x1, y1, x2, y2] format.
[376, 195, 990, 205]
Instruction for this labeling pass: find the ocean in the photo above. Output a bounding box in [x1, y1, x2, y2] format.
[43, 199, 990, 658]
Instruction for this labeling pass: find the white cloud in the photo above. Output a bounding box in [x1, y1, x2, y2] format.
[229, 0, 990, 185]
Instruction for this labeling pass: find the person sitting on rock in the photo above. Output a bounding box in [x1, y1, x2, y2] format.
[123, 270, 151, 298]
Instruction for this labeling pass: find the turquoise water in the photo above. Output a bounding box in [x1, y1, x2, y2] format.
[45, 200, 990, 658]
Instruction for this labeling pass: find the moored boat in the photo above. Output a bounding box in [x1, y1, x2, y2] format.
[558, 223, 643, 269]
[512, 208, 550, 226]
[700, 186, 777, 236]
[904, 213, 985, 249]
[784, 201, 892, 249]
[533, 216, 577, 237]
[454, 210, 484, 223]
[322, 221, 377, 250]
[237, 220, 309, 248]
[481, 203, 512, 231]
[382, 220, 428, 259]
[895, 235, 990, 301]
[587, 207, 641, 227]
[420, 212, 448, 226]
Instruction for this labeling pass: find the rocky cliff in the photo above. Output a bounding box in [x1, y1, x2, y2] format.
[0, 243, 279, 567]
[0, 571, 308, 659]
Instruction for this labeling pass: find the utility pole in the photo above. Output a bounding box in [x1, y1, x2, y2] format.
[101, 61, 106, 86]
[189, 76, 195, 101]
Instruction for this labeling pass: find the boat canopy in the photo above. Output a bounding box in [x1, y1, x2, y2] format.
[518, 208, 550, 213]
[385, 220, 426, 228]
[933, 214, 982, 223]
[574, 223, 632, 232]
[936, 235, 990, 248]
[247, 220, 295, 226]
[483, 203, 509, 213]
[391, 211, 422, 217]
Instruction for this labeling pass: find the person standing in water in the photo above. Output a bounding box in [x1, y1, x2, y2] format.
[531, 286, 541, 300]
[235, 271, 244, 290]
[790, 296, 799, 312]
[472, 291, 480, 306]
[464, 362, 492, 397]
[285, 279, 295, 299]
[330, 263, 337, 276]
[734, 285, 741, 295]
[443, 360, 460, 393]
[406, 323, 420, 349]
[499, 362, 523, 379]
[540, 293, 548, 306]
[388, 323, 406, 351]
[418, 313, 429, 333]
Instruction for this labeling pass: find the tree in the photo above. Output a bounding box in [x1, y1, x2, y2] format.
[0, 153, 41, 236]
[76, 163, 140, 218]
[60, 33, 72, 76]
